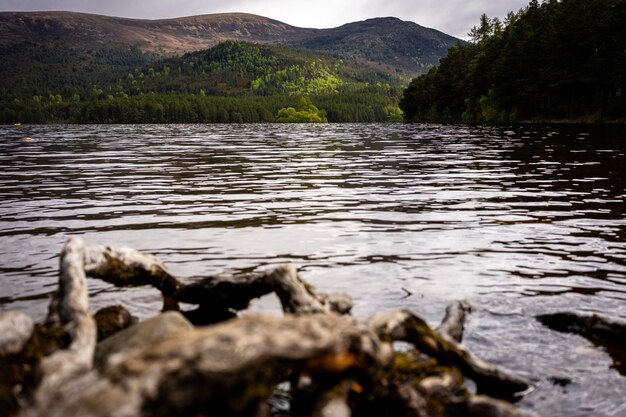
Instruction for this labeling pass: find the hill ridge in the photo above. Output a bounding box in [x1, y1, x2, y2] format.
[0, 11, 461, 74]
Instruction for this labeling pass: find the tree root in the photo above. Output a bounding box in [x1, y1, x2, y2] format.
[84, 243, 351, 324]
[0, 237, 535, 417]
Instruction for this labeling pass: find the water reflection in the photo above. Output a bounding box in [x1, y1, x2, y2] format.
[0, 123, 625, 416]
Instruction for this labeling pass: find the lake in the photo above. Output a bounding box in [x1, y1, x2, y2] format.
[0, 123, 625, 416]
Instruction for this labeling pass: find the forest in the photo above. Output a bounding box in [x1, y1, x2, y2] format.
[4, 0, 624, 124]
[400, 0, 626, 123]
[0, 41, 404, 123]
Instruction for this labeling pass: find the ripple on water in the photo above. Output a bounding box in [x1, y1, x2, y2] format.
[1, 123, 625, 417]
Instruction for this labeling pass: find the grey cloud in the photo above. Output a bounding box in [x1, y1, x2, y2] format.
[0, 0, 249, 19]
[0, 0, 531, 38]
[360, 0, 529, 37]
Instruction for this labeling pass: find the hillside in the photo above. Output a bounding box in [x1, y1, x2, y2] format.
[285, 17, 460, 76]
[0, 41, 405, 124]
[0, 12, 307, 54]
[115, 41, 395, 96]
[0, 11, 461, 99]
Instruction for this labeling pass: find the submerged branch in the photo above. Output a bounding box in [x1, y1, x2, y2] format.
[367, 309, 529, 398]
[437, 301, 472, 343]
[537, 312, 626, 346]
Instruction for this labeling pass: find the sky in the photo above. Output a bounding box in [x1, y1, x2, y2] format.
[0, 0, 530, 39]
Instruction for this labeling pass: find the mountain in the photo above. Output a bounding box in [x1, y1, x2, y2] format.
[284, 17, 461, 76]
[0, 12, 309, 55]
[0, 11, 462, 97]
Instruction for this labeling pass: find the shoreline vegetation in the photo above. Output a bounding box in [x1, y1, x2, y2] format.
[275, 97, 328, 123]
[2, 238, 624, 416]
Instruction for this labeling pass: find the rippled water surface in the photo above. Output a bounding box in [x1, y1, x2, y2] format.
[1, 123, 625, 415]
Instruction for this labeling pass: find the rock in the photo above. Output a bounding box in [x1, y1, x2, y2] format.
[93, 305, 136, 341]
[94, 311, 192, 370]
[0, 310, 34, 356]
[537, 312, 626, 346]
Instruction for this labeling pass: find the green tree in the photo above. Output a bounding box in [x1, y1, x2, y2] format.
[275, 97, 328, 123]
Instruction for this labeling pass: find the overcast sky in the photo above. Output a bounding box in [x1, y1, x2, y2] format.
[0, 0, 530, 38]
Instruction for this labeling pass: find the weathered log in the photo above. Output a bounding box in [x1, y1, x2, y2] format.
[537, 311, 626, 346]
[0, 312, 35, 415]
[84, 244, 181, 295]
[367, 309, 529, 398]
[266, 264, 348, 315]
[83, 243, 352, 324]
[22, 314, 390, 417]
[349, 305, 534, 417]
[1, 238, 98, 415]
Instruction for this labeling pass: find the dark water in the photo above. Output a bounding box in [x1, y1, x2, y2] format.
[1, 123, 625, 415]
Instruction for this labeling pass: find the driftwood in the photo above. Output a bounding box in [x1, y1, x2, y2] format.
[36, 237, 97, 398]
[22, 314, 389, 417]
[0, 237, 535, 417]
[83, 244, 351, 324]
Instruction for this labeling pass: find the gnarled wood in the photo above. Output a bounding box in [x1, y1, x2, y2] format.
[36, 237, 97, 397]
[23, 314, 390, 417]
[367, 309, 529, 398]
[83, 243, 352, 324]
[4, 238, 535, 417]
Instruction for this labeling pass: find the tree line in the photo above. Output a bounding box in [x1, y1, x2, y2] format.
[1, 91, 403, 124]
[400, 0, 626, 123]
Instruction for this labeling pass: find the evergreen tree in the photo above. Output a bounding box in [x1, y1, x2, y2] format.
[401, 0, 626, 123]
